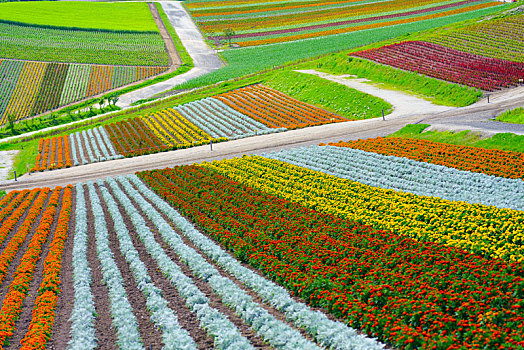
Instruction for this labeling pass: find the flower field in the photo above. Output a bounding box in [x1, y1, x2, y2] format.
[0, 185, 72, 349]
[350, 41, 524, 91]
[34, 84, 349, 170]
[0, 58, 167, 125]
[139, 163, 524, 349]
[185, 0, 500, 47]
[215, 84, 348, 129]
[428, 13, 524, 62]
[329, 137, 524, 180]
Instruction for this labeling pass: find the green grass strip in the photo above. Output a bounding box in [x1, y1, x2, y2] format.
[496, 107, 524, 125]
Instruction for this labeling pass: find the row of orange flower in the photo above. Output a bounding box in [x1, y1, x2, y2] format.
[0, 187, 59, 345]
[32, 136, 72, 172]
[329, 137, 524, 180]
[21, 186, 72, 350]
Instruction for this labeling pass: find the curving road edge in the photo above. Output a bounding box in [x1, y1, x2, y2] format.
[117, 1, 223, 107]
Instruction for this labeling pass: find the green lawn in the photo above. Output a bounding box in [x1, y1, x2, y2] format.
[304, 54, 481, 107]
[390, 124, 524, 153]
[263, 70, 392, 120]
[0, 2, 158, 32]
[496, 107, 524, 124]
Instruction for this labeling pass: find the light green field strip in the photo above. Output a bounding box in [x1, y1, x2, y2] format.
[0, 2, 158, 32]
[111, 66, 136, 89]
[187, 0, 363, 10]
[59, 64, 91, 106]
[0, 60, 24, 119]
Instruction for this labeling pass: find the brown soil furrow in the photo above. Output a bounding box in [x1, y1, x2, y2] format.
[105, 183, 215, 350]
[70, 135, 82, 167]
[84, 185, 118, 350]
[0, 191, 50, 301]
[48, 186, 76, 350]
[134, 180, 338, 345]
[122, 181, 273, 349]
[7, 188, 65, 349]
[93, 183, 163, 349]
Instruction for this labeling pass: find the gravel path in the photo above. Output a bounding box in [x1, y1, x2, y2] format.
[116, 1, 223, 107]
[296, 70, 456, 118]
[0, 151, 18, 181]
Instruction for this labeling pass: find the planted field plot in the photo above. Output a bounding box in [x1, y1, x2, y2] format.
[0, 186, 72, 349]
[32, 128, 123, 172]
[330, 137, 524, 180]
[350, 41, 524, 91]
[64, 176, 381, 350]
[0, 22, 168, 67]
[140, 163, 524, 349]
[215, 84, 347, 129]
[0, 59, 167, 124]
[428, 13, 524, 62]
[186, 0, 500, 47]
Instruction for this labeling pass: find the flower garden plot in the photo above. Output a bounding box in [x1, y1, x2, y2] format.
[203, 156, 524, 262]
[0, 59, 168, 125]
[428, 13, 524, 63]
[329, 137, 524, 180]
[139, 165, 524, 349]
[265, 145, 524, 211]
[0, 185, 72, 349]
[214, 84, 347, 129]
[187, 0, 500, 47]
[350, 41, 524, 91]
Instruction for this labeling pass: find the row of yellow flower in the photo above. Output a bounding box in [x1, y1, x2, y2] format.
[143, 110, 211, 147]
[202, 156, 524, 262]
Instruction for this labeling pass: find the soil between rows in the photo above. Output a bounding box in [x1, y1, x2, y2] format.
[105, 182, 216, 350]
[93, 183, 164, 349]
[84, 186, 118, 350]
[7, 188, 65, 349]
[48, 187, 76, 350]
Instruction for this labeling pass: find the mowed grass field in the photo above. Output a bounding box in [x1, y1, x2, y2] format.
[0, 1, 159, 32]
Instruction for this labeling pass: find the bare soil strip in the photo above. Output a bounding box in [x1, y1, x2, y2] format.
[7, 189, 65, 349]
[148, 2, 182, 69]
[84, 187, 118, 350]
[48, 187, 76, 350]
[105, 183, 216, 350]
[94, 183, 164, 349]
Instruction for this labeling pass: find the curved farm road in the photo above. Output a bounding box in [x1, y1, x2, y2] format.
[116, 1, 223, 107]
[296, 70, 456, 117]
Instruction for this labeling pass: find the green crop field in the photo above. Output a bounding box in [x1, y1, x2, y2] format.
[0, 2, 158, 32]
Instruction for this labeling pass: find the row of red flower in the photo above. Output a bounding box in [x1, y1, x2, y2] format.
[138, 165, 524, 349]
[350, 41, 524, 91]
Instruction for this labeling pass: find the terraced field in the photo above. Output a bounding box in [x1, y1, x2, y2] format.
[185, 0, 501, 47]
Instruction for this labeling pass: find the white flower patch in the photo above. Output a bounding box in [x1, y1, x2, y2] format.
[120, 176, 321, 349]
[128, 174, 386, 350]
[105, 177, 253, 350]
[87, 128, 105, 162]
[97, 180, 199, 350]
[99, 127, 124, 160]
[74, 132, 88, 165]
[86, 181, 143, 350]
[68, 184, 96, 350]
[264, 146, 524, 211]
[82, 130, 96, 163]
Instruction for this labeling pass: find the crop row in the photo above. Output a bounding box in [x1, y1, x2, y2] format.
[0, 186, 72, 349]
[215, 84, 347, 129]
[139, 165, 524, 349]
[46, 84, 335, 167]
[265, 145, 524, 211]
[192, 0, 498, 46]
[203, 155, 524, 262]
[350, 41, 524, 91]
[0, 22, 168, 66]
[428, 13, 524, 62]
[66, 175, 379, 349]
[0, 58, 168, 124]
[329, 136, 524, 180]
[33, 127, 122, 172]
